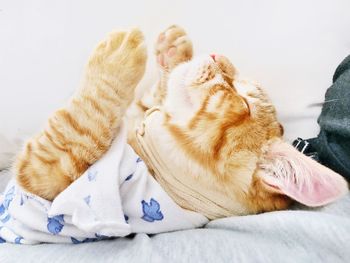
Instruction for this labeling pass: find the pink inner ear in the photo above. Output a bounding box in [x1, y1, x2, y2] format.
[260, 141, 349, 207]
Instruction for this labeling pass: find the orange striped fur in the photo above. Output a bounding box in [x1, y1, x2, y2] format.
[15, 29, 147, 200]
[125, 26, 290, 215]
[14, 25, 344, 216]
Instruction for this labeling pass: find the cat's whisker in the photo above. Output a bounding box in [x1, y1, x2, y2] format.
[308, 99, 340, 107]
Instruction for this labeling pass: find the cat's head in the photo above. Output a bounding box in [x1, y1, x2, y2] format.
[162, 54, 348, 215]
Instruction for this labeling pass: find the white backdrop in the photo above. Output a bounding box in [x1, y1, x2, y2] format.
[0, 0, 350, 168]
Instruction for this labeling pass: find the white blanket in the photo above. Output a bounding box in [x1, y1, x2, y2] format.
[0, 123, 208, 244]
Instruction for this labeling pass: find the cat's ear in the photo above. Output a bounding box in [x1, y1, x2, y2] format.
[258, 140, 348, 207]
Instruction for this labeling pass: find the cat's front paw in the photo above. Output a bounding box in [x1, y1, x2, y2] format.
[89, 28, 147, 86]
[155, 25, 193, 71]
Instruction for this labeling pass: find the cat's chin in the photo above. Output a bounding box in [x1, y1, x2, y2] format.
[164, 63, 197, 123]
[163, 89, 197, 126]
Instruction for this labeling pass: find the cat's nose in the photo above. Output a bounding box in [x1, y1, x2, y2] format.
[211, 54, 228, 63]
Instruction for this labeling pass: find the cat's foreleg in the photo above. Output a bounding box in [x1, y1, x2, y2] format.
[127, 25, 193, 155]
[153, 25, 193, 105]
[129, 25, 194, 112]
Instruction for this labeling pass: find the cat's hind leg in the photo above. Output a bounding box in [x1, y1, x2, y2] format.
[15, 29, 147, 200]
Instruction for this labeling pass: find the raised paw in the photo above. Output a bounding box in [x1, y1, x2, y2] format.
[88, 28, 147, 86]
[155, 25, 193, 71]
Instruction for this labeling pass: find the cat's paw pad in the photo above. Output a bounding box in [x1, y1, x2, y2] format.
[89, 29, 147, 83]
[155, 25, 193, 71]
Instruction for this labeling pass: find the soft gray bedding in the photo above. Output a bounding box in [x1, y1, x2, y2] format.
[0, 169, 349, 263]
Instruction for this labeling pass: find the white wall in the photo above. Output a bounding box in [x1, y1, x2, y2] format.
[0, 0, 349, 167]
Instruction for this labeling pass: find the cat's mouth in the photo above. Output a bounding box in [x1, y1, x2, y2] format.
[241, 97, 251, 115]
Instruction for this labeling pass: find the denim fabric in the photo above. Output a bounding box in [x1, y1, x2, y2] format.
[311, 55, 350, 180]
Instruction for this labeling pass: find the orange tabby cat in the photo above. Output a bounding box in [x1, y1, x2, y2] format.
[14, 25, 348, 218]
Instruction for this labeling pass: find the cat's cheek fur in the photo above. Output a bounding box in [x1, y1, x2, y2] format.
[257, 140, 349, 207]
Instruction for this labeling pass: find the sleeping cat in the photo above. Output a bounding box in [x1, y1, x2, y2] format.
[14, 25, 348, 219]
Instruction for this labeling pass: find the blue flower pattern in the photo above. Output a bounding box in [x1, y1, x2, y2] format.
[124, 214, 129, 223]
[14, 236, 23, 244]
[87, 170, 97, 182]
[0, 219, 22, 244]
[125, 174, 133, 181]
[47, 214, 64, 235]
[20, 195, 24, 206]
[0, 153, 172, 244]
[1, 214, 11, 224]
[0, 205, 4, 216]
[0, 186, 16, 224]
[83, 195, 91, 206]
[0, 186, 15, 214]
[141, 198, 164, 222]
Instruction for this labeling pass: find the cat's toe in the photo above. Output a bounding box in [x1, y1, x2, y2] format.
[90, 29, 146, 66]
[88, 31, 127, 66]
[108, 29, 146, 62]
[106, 31, 127, 52]
[107, 29, 147, 85]
[106, 29, 144, 55]
[155, 25, 193, 71]
[123, 28, 145, 50]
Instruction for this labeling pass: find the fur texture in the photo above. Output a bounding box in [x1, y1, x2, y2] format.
[14, 25, 348, 217]
[15, 29, 147, 200]
[128, 25, 348, 215]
